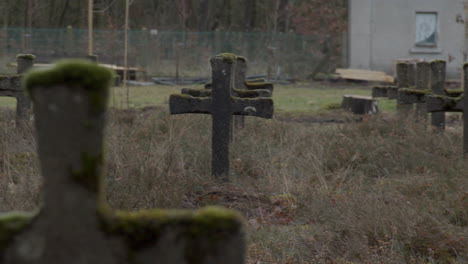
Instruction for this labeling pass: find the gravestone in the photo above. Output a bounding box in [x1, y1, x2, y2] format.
[170, 54, 274, 181]
[398, 62, 430, 120]
[0, 54, 35, 126]
[372, 85, 399, 99]
[396, 62, 414, 114]
[341, 95, 378, 115]
[0, 60, 245, 264]
[180, 54, 272, 135]
[426, 62, 466, 154]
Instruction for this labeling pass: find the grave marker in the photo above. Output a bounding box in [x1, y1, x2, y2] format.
[0, 54, 35, 126]
[430, 60, 446, 130]
[170, 54, 274, 181]
[183, 55, 273, 130]
[0, 60, 245, 264]
[426, 63, 466, 154]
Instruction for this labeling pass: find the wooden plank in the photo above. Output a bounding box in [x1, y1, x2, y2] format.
[335, 68, 394, 83]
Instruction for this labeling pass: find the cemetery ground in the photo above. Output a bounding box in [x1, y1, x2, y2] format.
[1, 81, 467, 263]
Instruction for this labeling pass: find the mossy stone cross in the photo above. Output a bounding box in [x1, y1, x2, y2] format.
[169, 53, 274, 182]
[0, 54, 35, 126]
[0, 60, 245, 264]
[426, 62, 467, 155]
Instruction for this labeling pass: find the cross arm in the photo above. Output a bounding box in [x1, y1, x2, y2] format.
[232, 97, 274, 118]
[426, 94, 464, 112]
[0, 75, 21, 91]
[398, 88, 429, 104]
[445, 89, 463, 97]
[245, 82, 273, 92]
[169, 94, 212, 114]
[233, 89, 271, 98]
[372, 86, 398, 99]
[181, 88, 212, 97]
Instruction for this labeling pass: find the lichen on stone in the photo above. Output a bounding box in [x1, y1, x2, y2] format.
[0, 211, 36, 251]
[16, 54, 36, 60]
[24, 59, 113, 112]
[99, 206, 243, 250]
[214, 53, 239, 64]
[70, 152, 103, 193]
[399, 88, 430, 95]
[431, 60, 446, 64]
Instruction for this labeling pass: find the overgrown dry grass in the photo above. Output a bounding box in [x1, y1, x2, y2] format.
[0, 106, 466, 263]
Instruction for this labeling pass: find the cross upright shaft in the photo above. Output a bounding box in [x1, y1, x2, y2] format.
[211, 55, 234, 180]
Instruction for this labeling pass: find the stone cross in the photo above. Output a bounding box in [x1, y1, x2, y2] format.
[0, 54, 35, 126]
[182, 55, 273, 130]
[430, 60, 447, 130]
[170, 54, 274, 181]
[396, 62, 415, 114]
[371, 62, 414, 103]
[0, 60, 245, 264]
[426, 63, 466, 154]
[398, 62, 430, 120]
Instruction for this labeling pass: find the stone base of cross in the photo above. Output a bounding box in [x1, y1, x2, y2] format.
[169, 54, 274, 181]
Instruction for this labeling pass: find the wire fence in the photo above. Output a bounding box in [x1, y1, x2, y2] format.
[0, 28, 344, 79]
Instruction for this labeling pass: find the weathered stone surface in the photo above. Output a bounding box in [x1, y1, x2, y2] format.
[169, 95, 212, 114]
[0, 76, 21, 92]
[0, 60, 246, 264]
[396, 62, 411, 88]
[181, 88, 212, 97]
[372, 86, 398, 99]
[398, 89, 429, 105]
[342, 95, 378, 115]
[416, 62, 431, 90]
[430, 60, 447, 129]
[464, 63, 468, 156]
[426, 95, 463, 112]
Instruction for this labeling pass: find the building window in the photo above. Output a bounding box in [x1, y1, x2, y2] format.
[415, 12, 438, 47]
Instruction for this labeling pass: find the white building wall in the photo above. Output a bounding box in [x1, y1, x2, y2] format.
[349, 0, 466, 79]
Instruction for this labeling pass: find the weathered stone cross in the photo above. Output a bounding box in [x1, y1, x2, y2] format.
[426, 63, 467, 155]
[169, 53, 274, 181]
[0, 60, 245, 264]
[181, 54, 273, 130]
[372, 62, 413, 100]
[398, 61, 462, 125]
[0, 54, 35, 126]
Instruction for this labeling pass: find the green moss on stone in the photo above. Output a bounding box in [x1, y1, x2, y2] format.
[215, 53, 239, 64]
[444, 89, 463, 97]
[71, 152, 103, 193]
[16, 54, 36, 60]
[0, 211, 36, 250]
[99, 206, 243, 250]
[24, 59, 113, 112]
[399, 88, 430, 95]
[431, 60, 446, 64]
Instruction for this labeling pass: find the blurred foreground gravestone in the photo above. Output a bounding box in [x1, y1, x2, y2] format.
[0, 60, 245, 264]
[169, 53, 274, 181]
[0, 54, 35, 126]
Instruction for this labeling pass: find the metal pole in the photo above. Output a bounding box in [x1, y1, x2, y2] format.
[124, 0, 129, 108]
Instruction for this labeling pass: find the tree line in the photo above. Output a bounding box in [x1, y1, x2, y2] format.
[1, 0, 347, 35]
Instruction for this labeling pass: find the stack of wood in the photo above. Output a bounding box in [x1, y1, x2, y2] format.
[335, 68, 394, 83]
